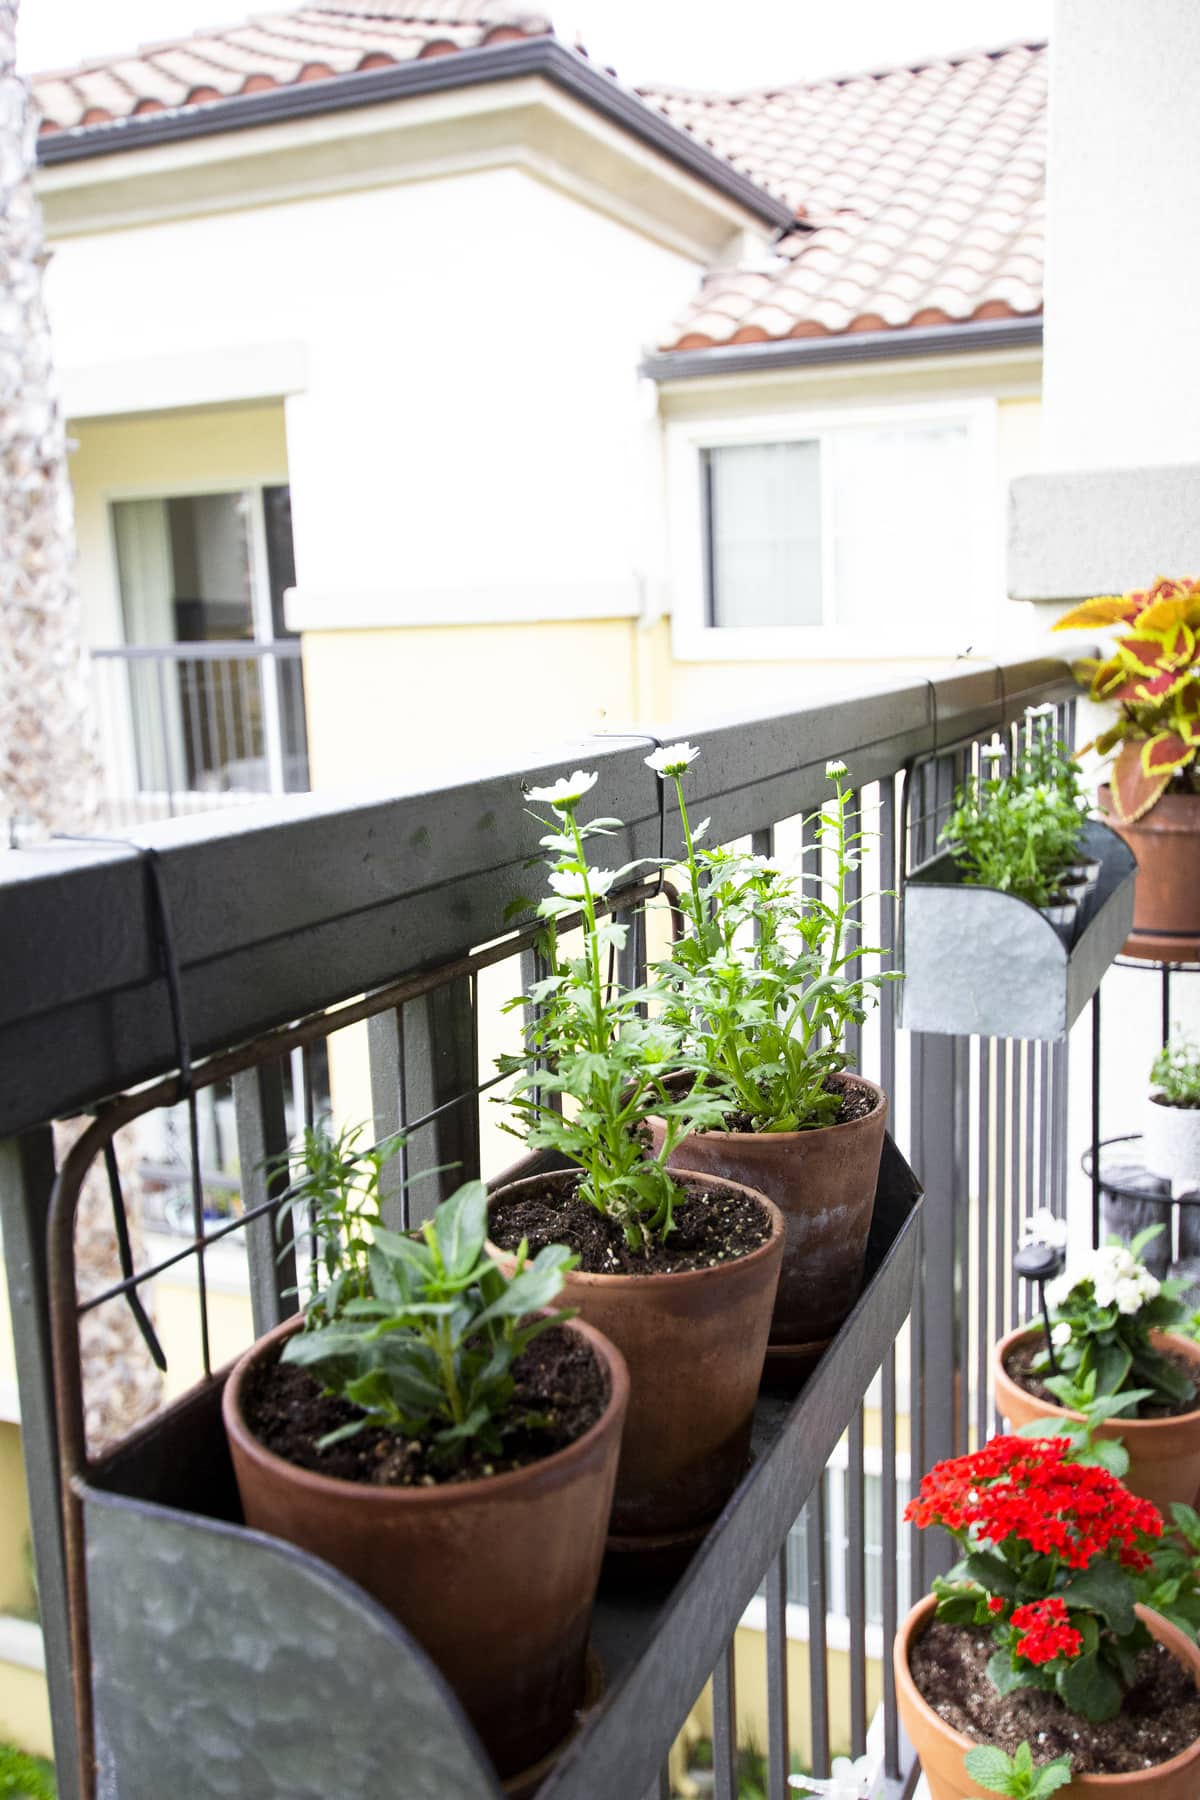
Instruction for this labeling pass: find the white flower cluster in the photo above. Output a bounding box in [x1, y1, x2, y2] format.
[1021, 1207, 1069, 1251]
[791, 1753, 875, 1798]
[1047, 1243, 1161, 1316]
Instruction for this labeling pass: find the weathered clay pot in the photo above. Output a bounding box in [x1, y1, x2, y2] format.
[994, 1324, 1200, 1514]
[647, 1072, 886, 1343]
[896, 1593, 1200, 1799]
[488, 1169, 784, 1539]
[1100, 785, 1200, 960]
[223, 1313, 628, 1779]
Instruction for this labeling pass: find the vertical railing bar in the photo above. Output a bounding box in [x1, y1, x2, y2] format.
[880, 776, 898, 1105]
[881, 1342, 900, 1780]
[217, 656, 239, 794]
[956, 1036, 971, 1455]
[367, 1008, 409, 1231]
[182, 657, 205, 791]
[236, 657, 258, 786]
[765, 1543, 790, 1800]
[976, 1037, 992, 1449]
[847, 1405, 867, 1755]
[1009, 1038, 1023, 1334]
[0, 1131, 81, 1799]
[233, 1058, 298, 1335]
[1038, 1037, 1051, 1211]
[845, 788, 863, 1073]
[806, 1483, 831, 1777]
[909, 1215, 926, 1593]
[711, 1640, 739, 1800]
[153, 655, 178, 818]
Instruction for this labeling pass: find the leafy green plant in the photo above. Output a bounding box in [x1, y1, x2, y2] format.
[912, 1432, 1164, 1723]
[963, 1743, 1072, 1797]
[274, 1119, 406, 1325]
[1151, 1037, 1200, 1108]
[1038, 1226, 1195, 1414]
[0, 1745, 55, 1800]
[282, 1179, 577, 1465]
[940, 714, 1086, 910]
[499, 768, 728, 1251]
[651, 747, 890, 1133]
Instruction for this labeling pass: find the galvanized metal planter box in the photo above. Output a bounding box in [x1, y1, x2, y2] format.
[76, 1143, 920, 1800]
[900, 818, 1136, 1041]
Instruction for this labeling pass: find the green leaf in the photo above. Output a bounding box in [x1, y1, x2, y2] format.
[430, 1181, 488, 1281]
[1031, 1759, 1074, 1799]
[963, 1745, 1020, 1792]
[1093, 1337, 1132, 1396]
[1058, 1650, 1123, 1722]
[987, 1650, 1031, 1698]
[966, 1552, 1020, 1599]
[1061, 1559, 1136, 1635]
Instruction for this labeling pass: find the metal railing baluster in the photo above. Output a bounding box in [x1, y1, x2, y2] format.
[846, 1406, 867, 1755]
[806, 1486, 830, 1778]
[712, 1640, 739, 1800]
[233, 1059, 298, 1335]
[881, 1343, 900, 1781]
[765, 1543, 791, 1800]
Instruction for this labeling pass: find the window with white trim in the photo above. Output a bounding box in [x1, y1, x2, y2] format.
[702, 421, 970, 635]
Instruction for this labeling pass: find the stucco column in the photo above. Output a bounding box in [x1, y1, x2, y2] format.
[1008, 0, 1200, 599]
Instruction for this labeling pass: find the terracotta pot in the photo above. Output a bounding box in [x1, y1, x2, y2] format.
[223, 1313, 628, 1779]
[1100, 785, 1200, 959]
[647, 1072, 887, 1343]
[896, 1593, 1200, 1799]
[488, 1169, 784, 1539]
[994, 1324, 1200, 1514]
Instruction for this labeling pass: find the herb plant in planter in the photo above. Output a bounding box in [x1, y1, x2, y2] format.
[895, 1434, 1200, 1798]
[1054, 576, 1200, 954]
[224, 1175, 629, 1781]
[642, 747, 890, 1353]
[994, 1228, 1200, 1511]
[1145, 1038, 1200, 1198]
[939, 718, 1089, 928]
[489, 768, 785, 1547]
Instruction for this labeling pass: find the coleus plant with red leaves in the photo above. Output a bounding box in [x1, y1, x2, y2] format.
[907, 1434, 1163, 1721]
[1054, 576, 1200, 821]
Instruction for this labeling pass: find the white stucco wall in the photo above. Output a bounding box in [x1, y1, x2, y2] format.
[1042, 0, 1200, 470]
[44, 161, 702, 631]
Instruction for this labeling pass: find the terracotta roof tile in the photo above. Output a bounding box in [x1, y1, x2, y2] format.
[645, 42, 1045, 349]
[31, 2, 552, 132]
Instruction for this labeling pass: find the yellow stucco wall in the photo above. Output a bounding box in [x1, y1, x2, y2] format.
[0, 1663, 53, 1761]
[68, 401, 290, 645]
[0, 1427, 34, 1619]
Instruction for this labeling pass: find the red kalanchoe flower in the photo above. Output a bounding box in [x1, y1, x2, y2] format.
[1010, 1597, 1084, 1666]
[904, 1435, 1162, 1569]
[986, 1596, 1005, 1615]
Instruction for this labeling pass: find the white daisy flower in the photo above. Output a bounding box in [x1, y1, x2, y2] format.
[526, 770, 598, 807]
[547, 867, 616, 900]
[791, 1753, 876, 1797]
[645, 741, 701, 778]
[980, 742, 1006, 762]
[825, 759, 849, 779]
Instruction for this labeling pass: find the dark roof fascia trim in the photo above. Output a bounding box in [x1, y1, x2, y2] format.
[642, 315, 1044, 381]
[35, 37, 794, 230]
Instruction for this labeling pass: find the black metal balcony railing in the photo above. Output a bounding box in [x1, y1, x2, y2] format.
[0, 657, 1081, 1800]
[89, 641, 309, 826]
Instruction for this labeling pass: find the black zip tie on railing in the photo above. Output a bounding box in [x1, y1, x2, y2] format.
[48, 832, 211, 1379]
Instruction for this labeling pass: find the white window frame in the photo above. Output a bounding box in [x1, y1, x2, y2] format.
[666, 396, 1000, 662]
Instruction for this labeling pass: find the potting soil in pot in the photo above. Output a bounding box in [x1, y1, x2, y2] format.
[714, 1074, 878, 1135]
[910, 1620, 1200, 1775]
[488, 1179, 771, 1274]
[1003, 1337, 1199, 1419]
[240, 1324, 609, 1486]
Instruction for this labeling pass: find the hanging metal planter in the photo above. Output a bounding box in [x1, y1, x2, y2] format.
[900, 817, 1137, 1041]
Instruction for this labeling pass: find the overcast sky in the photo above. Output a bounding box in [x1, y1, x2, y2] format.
[20, 0, 1052, 87]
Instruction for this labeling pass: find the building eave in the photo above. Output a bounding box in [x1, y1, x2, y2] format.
[35, 36, 794, 233]
[643, 315, 1044, 382]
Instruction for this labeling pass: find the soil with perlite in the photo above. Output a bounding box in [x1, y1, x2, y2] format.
[680, 1074, 878, 1136]
[1004, 1336, 1199, 1419]
[241, 1325, 608, 1488]
[911, 1619, 1200, 1775]
[488, 1178, 771, 1275]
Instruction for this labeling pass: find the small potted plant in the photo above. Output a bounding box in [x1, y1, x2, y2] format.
[488, 768, 785, 1548]
[895, 1433, 1200, 1798]
[994, 1227, 1200, 1511]
[1053, 576, 1200, 953]
[224, 1174, 629, 1783]
[1145, 1038, 1200, 1198]
[640, 747, 890, 1355]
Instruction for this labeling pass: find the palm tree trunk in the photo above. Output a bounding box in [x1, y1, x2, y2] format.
[0, 0, 100, 842]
